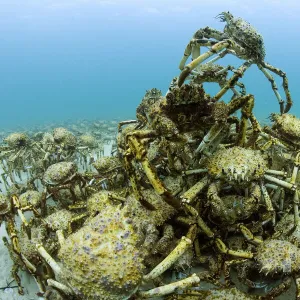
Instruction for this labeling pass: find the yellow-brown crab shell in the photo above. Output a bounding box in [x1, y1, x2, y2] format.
[208, 146, 267, 186]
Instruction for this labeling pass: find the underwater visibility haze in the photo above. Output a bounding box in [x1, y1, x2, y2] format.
[2, 1, 300, 299]
[0, 0, 300, 128]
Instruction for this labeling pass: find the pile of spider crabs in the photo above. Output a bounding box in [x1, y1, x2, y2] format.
[2, 11, 300, 300]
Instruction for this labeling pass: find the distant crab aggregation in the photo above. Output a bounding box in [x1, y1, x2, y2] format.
[1, 10, 300, 300]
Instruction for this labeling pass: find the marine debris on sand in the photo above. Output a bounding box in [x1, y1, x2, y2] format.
[0, 11, 299, 300]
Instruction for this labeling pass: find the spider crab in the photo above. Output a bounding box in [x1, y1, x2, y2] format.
[178, 11, 292, 114]
[36, 204, 200, 299]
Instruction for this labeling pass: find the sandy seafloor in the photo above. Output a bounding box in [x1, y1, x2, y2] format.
[0, 143, 297, 300]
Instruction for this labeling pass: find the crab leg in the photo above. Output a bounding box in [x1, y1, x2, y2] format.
[270, 187, 285, 211]
[260, 61, 292, 113]
[153, 224, 174, 255]
[182, 168, 208, 176]
[195, 123, 226, 154]
[2, 237, 24, 295]
[260, 183, 275, 213]
[180, 176, 210, 204]
[143, 225, 197, 281]
[207, 181, 228, 214]
[178, 40, 232, 86]
[265, 169, 287, 177]
[291, 152, 300, 185]
[11, 195, 31, 239]
[214, 60, 252, 100]
[238, 224, 263, 245]
[257, 64, 285, 114]
[179, 26, 226, 71]
[138, 274, 200, 298]
[56, 229, 65, 246]
[215, 238, 253, 258]
[47, 279, 73, 296]
[126, 134, 180, 209]
[295, 276, 300, 300]
[227, 94, 255, 146]
[258, 131, 288, 151]
[293, 190, 300, 227]
[118, 120, 138, 132]
[179, 39, 219, 71]
[183, 203, 215, 238]
[36, 244, 62, 275]
[123, 151, 156, 210]
[5, 217, 45, 292]
[264, 174, 296, 190]
[68, 212, 89, 234]
[143, 236, 191, 279]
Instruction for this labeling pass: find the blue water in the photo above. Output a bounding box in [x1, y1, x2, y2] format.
[0, 0, 299, 129]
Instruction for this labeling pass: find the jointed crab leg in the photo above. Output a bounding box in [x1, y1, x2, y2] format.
[195, 123, 226, 154]
[11, 195, 31, 239]
[260, 61, 292, 113]
[293, 190, 300, 227]
[56, 229, 65, 246]
[214, 60, 252, 101]
[182, 203, 215, 238]
[2, 237, 24, 295]
[143, 236, 192, 281]
[126, 133, 180, 209]
[291, 152, 300, 185]
[179, 26, 228, 70]
[5, 217, 45, 293]
[180, 176, 209, 204]
[260, 183, 275, 213]
[238, 224, 263, 245]
[228, 94, 256, 146]
[36, 244, 62, 275]
[179, 39, 219, 71]
[178, 40, 232, 86]
[123, 150, 156, 210]
[258, 131, 288, 151]
[257, 64, 285, 114]
[182, 168, 208, 176]
[47, 279, 73, 296]
[264, 174, 296, 190]
[215, 238, 254, 258]
[139, 274, 200, 298]
[143, 225, 197, 281]
[118, 120, 138, 132]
